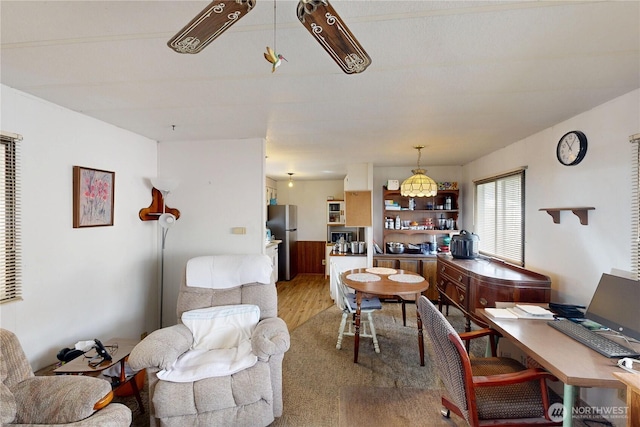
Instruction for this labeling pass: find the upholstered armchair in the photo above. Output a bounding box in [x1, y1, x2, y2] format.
[0, 329, 132, 426]
[417, 296, 561, 427]
[128, 254, 291, 427]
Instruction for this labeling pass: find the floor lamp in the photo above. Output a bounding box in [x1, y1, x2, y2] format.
[150, 178, 179, 329]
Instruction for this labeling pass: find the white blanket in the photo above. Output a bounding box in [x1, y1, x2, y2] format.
[156, 305, 260, 382]
[156, 342, 256, 382]
[186, 255, 273, 289]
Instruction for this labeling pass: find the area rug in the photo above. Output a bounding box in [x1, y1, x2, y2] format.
[338, 386, 463, 427]
[269, 302, 483, 426]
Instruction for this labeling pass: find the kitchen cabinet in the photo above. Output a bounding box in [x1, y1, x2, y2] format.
[382, 187, 459, 253]
[436, 254, 551, 331]
[345, 190, 372, 226]
[373, 254, 439, 301]
[266, 241, 280, 283]
[327, 201, 345, 224]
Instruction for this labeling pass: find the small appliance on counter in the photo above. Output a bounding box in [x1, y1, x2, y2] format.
[330, 231, 353, 243]
[450, 230, 479, 259]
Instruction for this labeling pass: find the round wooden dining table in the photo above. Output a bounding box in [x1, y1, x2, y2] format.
[340, 267, 430, 365]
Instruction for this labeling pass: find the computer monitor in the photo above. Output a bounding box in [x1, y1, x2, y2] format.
[585, 273, 640, 342]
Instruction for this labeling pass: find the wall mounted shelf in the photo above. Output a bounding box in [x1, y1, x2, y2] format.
[139, 187, 181, 221]
[539, 207, 594, 225]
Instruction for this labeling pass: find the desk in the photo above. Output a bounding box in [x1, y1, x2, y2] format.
[613, 372, 640, 427]
[479, 311, 638, 427]
[341, 268, 429, 365]
[54, 338, 144, 413]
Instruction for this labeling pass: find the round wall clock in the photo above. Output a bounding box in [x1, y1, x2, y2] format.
[556, 131, 588, 166]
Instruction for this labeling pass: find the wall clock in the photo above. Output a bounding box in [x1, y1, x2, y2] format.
[557, 131, 588, 166]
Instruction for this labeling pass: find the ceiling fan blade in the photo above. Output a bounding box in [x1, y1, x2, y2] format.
[297, 0, 371, 74]
[168, 0, 256, 54]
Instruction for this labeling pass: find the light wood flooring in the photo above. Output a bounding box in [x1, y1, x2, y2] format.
[276, 274, 334, 331]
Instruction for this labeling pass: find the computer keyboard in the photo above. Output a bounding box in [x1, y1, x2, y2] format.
[547, 319, 640, 358]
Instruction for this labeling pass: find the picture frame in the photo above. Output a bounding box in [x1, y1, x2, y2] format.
[73, 166, 115, 228]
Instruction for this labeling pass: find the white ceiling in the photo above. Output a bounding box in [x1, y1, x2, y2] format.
[1, 1, 638, 181]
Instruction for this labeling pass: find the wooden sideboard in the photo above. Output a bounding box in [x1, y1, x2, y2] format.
[436, 254, 551, 331]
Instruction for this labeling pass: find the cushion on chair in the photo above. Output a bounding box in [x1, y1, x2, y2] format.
[176, 282, 278, 321]
[345, 293, 382, 311]
[472, 357, 545, 420]
[10, 375, 113, 424]
[153, 361, 273, 419]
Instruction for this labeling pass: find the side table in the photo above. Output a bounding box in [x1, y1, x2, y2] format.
[54, 338, 144, 413]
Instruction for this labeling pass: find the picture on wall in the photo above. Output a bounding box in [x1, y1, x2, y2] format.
[73, 166, 115, 228]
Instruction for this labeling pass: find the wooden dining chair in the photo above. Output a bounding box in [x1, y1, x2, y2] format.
[417, 296, 561, 426]
[334, 268, 382, 353]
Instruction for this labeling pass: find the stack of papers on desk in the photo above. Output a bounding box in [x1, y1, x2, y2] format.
[485, 308, 519, 319]
[485, 304, 555, 320]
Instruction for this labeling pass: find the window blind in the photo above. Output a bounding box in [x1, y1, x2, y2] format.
[474, 169, 525, 266]
[631, 133, 640, 278]
[0, 131, 22, 304]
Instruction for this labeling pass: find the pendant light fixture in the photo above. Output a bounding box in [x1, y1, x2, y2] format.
[288, 172, 294, 188]
[401, 146, 438, 198]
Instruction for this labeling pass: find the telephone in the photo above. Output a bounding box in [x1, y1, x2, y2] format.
[549, 302, 586, 319]
[94, 338, 112, 361]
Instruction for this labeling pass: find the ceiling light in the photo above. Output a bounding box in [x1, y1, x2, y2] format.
[401, 146, 437, 198]
[288, 172, 294, 188]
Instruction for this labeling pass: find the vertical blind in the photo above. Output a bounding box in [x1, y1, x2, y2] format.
[631, 133, 640, 278]
[474, 169, 525, 266]
[0, 132, 22, 304]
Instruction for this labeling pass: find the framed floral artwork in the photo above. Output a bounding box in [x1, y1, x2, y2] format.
[73, 166, 115, 228]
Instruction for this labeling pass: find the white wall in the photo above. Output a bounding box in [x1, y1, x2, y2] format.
[462, 90, 639, 305]
[0, 85, 158, 370]
[460, 89, 639, 420]
[275, 179, 345, 241]
[156, 139, 266, 326]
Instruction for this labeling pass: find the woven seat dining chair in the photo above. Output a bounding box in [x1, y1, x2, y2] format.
[334, 267, 382, 353]
[417, 296, 561, 427]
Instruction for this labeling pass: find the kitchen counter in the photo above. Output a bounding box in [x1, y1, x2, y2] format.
[374, 252, 437, 258]
[266, 239, 282, 249]
[326, 243, 366, 257]
[265, 240, 282, 282]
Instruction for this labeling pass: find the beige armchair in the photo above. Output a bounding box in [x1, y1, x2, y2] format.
[128, 254, 291, 427]
[0, 329, 132, 426]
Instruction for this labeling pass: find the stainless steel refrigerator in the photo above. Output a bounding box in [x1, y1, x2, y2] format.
[267, 205, 298, 281]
